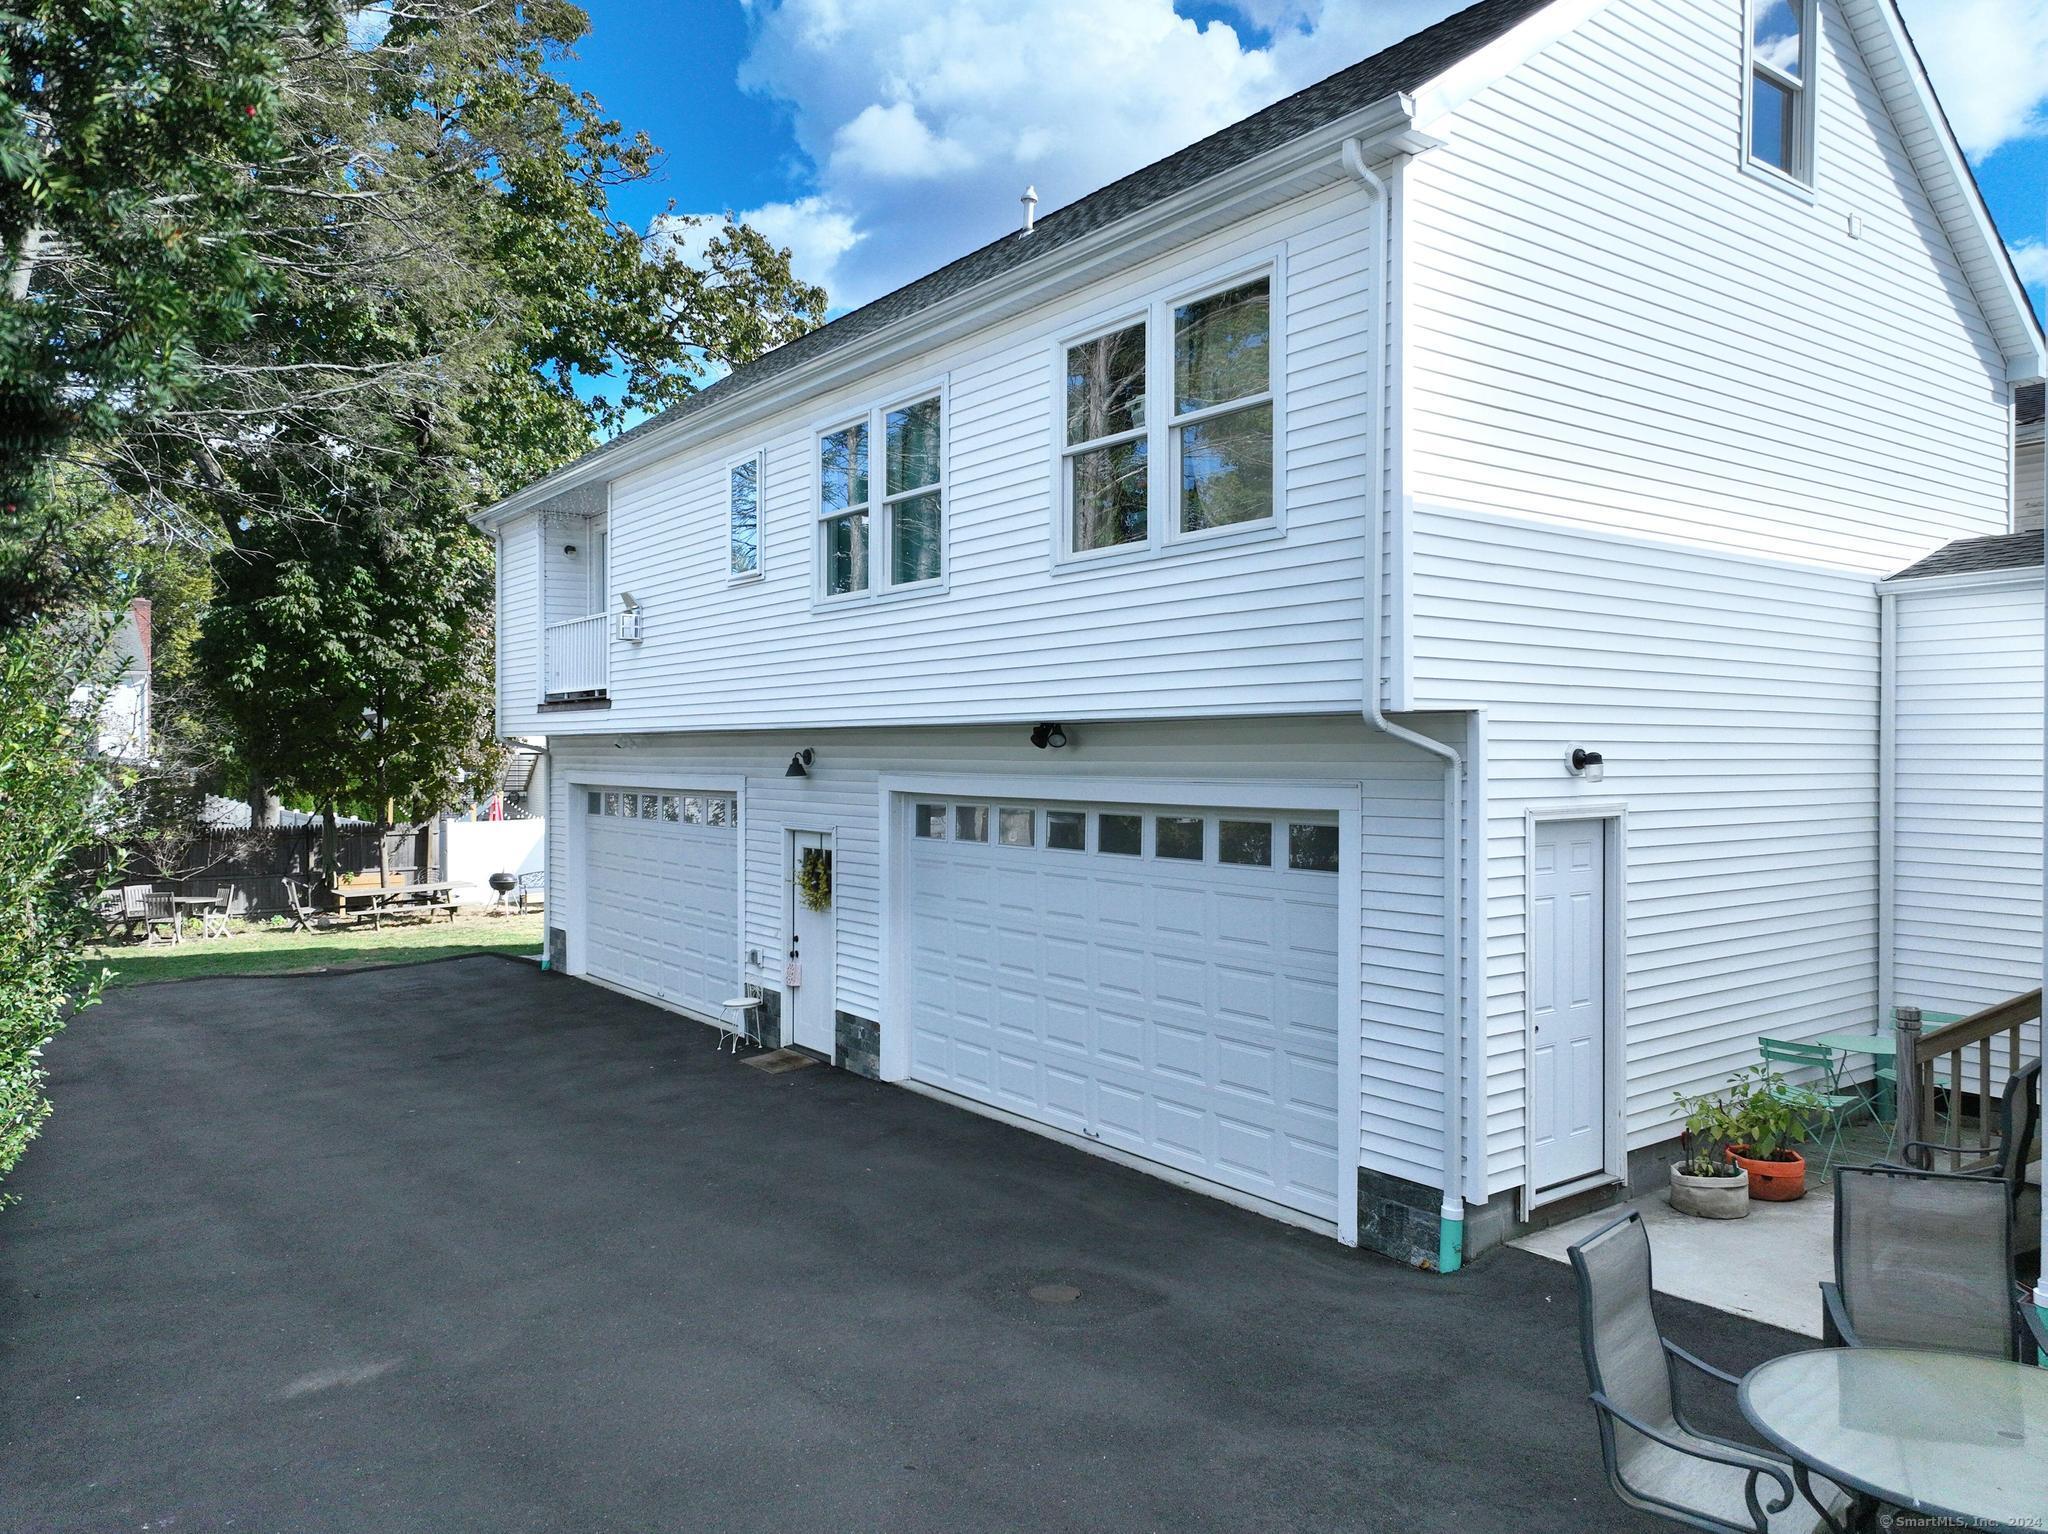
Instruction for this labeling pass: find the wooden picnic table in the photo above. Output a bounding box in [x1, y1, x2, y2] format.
[332, 881, 469, 929]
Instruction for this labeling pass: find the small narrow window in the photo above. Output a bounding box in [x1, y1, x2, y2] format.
[954, 805, 989, 843]
[1063, 322, 1149, 553]
[1173, 277, 1274, 532]
[707, 798, 729, 827]
[1046, 811, 1085, 851]
[1155, 816, 1204, 861]
[587, 791, 601, 815]
[1288, 823, 1340, 873]
[1747, 0, 1814, 184]
[682, 796, 703, 824]
[661, 796, 680, 822]
[914, 803, 948, 839]
[639, 794, 660, 820]
[1219, 820, 1273, 866]
[729, 453, 763, 580]
[819, 420, 870, 596]
[603, 792, 621, 817]
[1098, 813, 1142, 856]
[998, 808, 1035, 847]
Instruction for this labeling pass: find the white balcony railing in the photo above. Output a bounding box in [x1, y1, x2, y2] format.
[544, 614, 609, 698]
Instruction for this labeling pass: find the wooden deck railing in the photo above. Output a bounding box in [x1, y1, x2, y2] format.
[1893, 989, 2041, 1171]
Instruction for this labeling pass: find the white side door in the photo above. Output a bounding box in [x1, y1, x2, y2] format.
[1529, 818, 1608, 1191]
[788, 830, 836, 1055]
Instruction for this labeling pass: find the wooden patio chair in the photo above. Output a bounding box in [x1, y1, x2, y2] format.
[142, 891, 179, 945]
[282, 879, 325, 933]
[200, 888, 233, 940]
[100, 884, 152, 942]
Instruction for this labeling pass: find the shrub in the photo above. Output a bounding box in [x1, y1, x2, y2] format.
[0, 625, 121, 1199]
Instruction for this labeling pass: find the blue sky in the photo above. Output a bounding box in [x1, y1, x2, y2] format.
[561, 0, 2047, 329]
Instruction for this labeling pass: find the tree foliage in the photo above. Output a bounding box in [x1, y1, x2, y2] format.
[0, 0, 338, 623]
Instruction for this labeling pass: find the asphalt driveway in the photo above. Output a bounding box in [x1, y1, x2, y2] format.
[0, 956, 1797, 1532]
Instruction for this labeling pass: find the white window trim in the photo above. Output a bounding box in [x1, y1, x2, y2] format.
[1049, 250, 1288, 572]
[810, 379, 952, 609]
[1740, 0, 1820, 195]
[725, 447, 766, 586]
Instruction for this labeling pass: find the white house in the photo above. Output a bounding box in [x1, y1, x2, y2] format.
[475, 0, 2046, 1268]
[72, 597, 151, 764]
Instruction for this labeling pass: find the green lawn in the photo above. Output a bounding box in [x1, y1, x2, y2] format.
[96, 912, 545, 987]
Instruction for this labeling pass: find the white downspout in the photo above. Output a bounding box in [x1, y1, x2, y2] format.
[1877, 587, 1897, 1029]
[1345, 138, 1468, 1273]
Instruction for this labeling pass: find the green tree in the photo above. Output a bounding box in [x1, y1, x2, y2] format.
[0, 0, 338, 623]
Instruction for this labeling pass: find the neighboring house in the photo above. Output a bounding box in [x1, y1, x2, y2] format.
[475, 0, 2046, 1268]
[73, 598, 151, 764]
[2017, 382, 2044, 532]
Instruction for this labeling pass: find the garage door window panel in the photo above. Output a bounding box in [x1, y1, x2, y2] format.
[1155, 815, 1204, 861]
[954, 805, 988, 842]
[1098, 813, 1143, 856]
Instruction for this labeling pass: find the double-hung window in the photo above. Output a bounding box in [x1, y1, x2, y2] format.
[818, 389, 945, 600]
[1057, 263, 1280, 562]
[1746, 0, 1816, 185]
[728, 450, 763, 581]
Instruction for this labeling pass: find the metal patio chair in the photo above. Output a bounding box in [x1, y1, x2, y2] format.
[1895, 1058, 2040, 1258]
[1820, 1163, 2048, 1363]
[1569, 1213, 1851, 1533]
[1757, 1038, 1858, 1178]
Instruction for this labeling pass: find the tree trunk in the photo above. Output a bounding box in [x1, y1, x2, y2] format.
[247, 773, 281, 830]
[319, 803, 338, 896]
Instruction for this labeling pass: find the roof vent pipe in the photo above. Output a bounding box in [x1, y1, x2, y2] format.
[1020, 185, 1038, 235]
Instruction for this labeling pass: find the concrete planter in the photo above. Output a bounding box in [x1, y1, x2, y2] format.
[1669, 1162, 1750, 1219]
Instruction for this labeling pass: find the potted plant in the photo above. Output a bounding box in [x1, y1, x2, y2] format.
[1723, 1063, 1809, 1202]
[1669, 1082, 1751, 1218]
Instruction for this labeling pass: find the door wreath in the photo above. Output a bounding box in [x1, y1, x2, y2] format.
[797, 846, 833, 912]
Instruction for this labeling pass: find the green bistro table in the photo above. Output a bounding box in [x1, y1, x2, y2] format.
[1811, 1012, 1965, 1122]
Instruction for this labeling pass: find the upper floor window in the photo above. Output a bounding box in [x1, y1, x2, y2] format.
[818, 390, 945, 600]
[1747, 0, 1816, 185]
[728, 451, 763, 581]
[1058, 264, 1280, 563]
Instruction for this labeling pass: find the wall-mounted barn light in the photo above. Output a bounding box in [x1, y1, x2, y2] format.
[785, 749, 815, 778]
[1029, 722, 1068, 750]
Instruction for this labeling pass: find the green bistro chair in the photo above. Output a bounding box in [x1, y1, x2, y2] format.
[1757, 1038, 1858, 1179]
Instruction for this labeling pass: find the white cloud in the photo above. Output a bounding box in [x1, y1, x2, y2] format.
[344, 3, 392, 51]
[733, 0, 1465, 307]
[652, 197, 863, 302]
[1897, 0, 2048, 158]
[2012, 238, 2048, 288]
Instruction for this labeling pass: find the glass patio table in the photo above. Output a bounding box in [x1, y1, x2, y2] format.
[1739, 1348, 2048, 1533]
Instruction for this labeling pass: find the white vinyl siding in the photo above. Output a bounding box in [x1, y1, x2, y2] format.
[1410, 509, 1882, 1195]
[541, 716, 1455, 1192]
[1400, 0, 2010, 583]
[1888, 575, 2043, 1047]
[495, 188, 1371, 738]
[495, 513, 540, 731]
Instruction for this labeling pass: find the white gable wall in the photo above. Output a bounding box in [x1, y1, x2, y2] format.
[1401, 0, 2010, 578]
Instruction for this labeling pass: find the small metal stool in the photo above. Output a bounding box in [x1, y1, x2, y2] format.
[716, 996, 763, 1054]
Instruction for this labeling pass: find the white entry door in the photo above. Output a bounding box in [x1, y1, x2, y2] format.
[1529, 818, 1609, 1192]
[788, 830, 836, 1055]
[581, 788, 739, 1020]
[904, 797, 1343, 1224]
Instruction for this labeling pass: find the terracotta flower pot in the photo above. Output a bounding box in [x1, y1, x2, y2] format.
[1727, 1146, 1806, 1201]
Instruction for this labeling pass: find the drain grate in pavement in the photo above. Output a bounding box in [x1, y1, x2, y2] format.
[742, 1049, 820, 1075]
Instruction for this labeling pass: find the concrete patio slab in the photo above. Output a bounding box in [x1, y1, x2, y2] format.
[1514, 1183, 1836, 1338]
[0, 957, 1812, 1532]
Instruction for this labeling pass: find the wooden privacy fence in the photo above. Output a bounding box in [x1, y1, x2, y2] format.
[82, 824, 432, 918]
[1893, 989, 2042, 1170]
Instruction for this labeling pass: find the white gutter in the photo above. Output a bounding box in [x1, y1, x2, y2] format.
[1344, 137, 1468, 1273]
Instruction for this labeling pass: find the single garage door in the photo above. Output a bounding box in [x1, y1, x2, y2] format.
[582, 788, 739, 1020]
[905, 797, 1343, 1223]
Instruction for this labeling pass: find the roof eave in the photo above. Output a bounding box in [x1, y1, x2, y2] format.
[471, 93, 1420, 531]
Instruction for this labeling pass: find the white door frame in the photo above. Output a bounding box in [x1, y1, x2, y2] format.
[783, 825, 838, 1054]
[876, 770, 1366, 1248]
[561, 767, 749, 1006]
[1521, 802, 1628, 1213]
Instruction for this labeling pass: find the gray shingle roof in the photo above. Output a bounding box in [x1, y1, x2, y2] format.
[510, 0, 1559, 504]
[2020, 382, 2044, 428]
[1886, 529, 2043, 582]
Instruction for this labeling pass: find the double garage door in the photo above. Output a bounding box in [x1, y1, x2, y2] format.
[905, 797, 1344, 1224]
[581, 788, 738, 1020]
